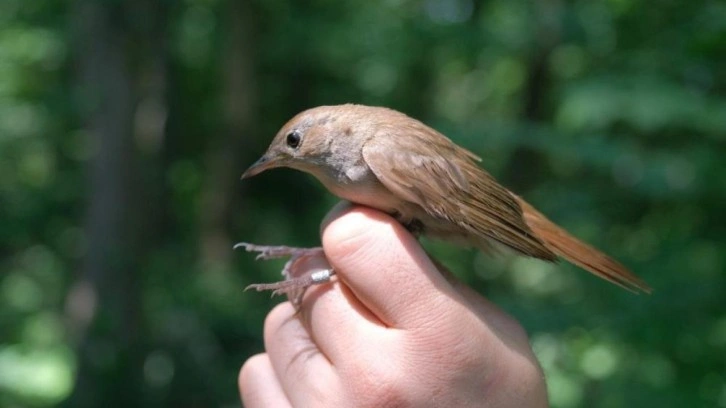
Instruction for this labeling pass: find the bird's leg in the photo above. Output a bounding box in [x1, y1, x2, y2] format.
[234, 243, 335, 307]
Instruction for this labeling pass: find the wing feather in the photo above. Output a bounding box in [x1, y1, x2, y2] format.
[362, 128, 556, 261]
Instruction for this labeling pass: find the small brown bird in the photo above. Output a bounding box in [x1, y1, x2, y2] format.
[238, 104, 650, 302]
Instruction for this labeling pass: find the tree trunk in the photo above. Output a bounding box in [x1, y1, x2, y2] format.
[199, 0, 257, 269]
[65, 0, 169, 405]
[503, 0, 561, 192]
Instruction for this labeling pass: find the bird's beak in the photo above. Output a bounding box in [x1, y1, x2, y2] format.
[241, 154, 280, 179]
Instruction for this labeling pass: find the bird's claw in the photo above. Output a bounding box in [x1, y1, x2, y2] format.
[236, 242, 334, 307]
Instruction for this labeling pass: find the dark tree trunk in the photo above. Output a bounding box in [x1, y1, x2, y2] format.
[65, 1, 138, 406]
[65, 1, 169, 406]
[504, 48, 552, 192]
[198, 0, 257, 268]
[503, 0, 562, 192]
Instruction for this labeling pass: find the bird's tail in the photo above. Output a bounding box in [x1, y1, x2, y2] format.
[515, 196, 651, 293]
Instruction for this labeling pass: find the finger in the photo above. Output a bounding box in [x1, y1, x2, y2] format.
[276, 243, 386, 363]
[263, 302, 340, 406]
[301, 274, 389, 364]
[320, 205, 464, 329]
[239, 354, 292, 408]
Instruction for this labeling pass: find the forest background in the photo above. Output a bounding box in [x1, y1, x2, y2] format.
[1, 0, 725, 407]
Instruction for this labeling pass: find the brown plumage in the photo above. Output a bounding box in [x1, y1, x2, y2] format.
[515, 197, 650, 292]
[242, 104, 651, 294]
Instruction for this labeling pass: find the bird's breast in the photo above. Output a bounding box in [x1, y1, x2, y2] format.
[321, 174, 403, 214]
[309, 164, 408, 215]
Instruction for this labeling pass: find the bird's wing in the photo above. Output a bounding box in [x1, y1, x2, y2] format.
[361, 132, 556, 261]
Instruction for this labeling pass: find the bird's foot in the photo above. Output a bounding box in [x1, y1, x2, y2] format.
[234, 243, 335, 307]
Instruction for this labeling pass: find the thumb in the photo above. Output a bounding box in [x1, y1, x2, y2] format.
[320, 204, 460, 328]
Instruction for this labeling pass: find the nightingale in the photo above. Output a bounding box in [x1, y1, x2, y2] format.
[237, 104, 650, 304]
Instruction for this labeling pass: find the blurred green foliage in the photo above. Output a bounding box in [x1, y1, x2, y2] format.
[0, 0, 724, 407]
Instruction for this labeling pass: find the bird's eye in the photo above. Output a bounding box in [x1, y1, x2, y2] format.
[286, 131, 301, 149]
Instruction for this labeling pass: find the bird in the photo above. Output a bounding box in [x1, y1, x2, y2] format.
[237, 104, 650, 304]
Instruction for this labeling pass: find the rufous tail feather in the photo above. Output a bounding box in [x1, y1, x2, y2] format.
[515, 196, 651, 293]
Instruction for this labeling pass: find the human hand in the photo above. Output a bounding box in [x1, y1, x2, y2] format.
[239, 203, 548, 407]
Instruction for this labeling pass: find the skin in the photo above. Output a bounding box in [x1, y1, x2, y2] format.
[239, 203, 548, 408]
